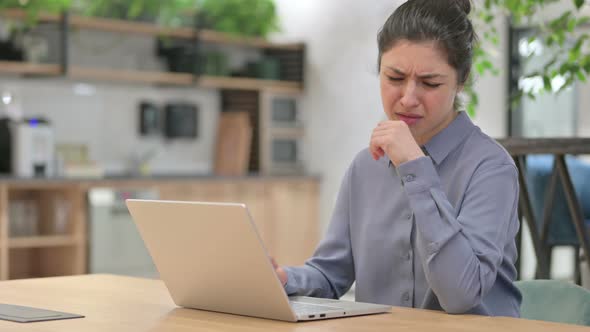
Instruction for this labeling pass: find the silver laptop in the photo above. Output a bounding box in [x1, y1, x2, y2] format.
[126, 199, 391, 322]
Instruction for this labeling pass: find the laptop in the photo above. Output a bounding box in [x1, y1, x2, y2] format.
[126, 199, 391, 322]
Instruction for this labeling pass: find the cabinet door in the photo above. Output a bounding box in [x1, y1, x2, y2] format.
[232, 182, 270, 253]
[267, 180, 319, 266]
[160, 181, 272, 251]
[159, 180, 319, 266]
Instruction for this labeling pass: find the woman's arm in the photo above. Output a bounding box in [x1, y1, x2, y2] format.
[397, 156, 519, 313]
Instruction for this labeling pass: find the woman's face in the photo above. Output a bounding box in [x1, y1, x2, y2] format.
[379, 40, 462, 145]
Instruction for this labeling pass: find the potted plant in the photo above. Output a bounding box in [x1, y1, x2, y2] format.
[76, 0, 197, 28]
[196, 0, 280, 38]
[0, 0, 71, 62]
[468, 0, 590, 116]
[0, 0, 71, 24]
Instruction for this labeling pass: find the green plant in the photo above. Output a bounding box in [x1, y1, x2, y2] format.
[77, 0, 197, 27]
[0, 0, 280, 37]
[196, 0, 279, 38]
[0, 0, 71, 25]
[467, 0, 590, 116]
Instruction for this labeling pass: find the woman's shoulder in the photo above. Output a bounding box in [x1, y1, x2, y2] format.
[463, 127, 515, 169]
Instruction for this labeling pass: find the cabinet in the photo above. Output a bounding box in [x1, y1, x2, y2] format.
[0, 177, 319, 280]
[158, 179, 318, 265]
[259, 91, 305, 174]
[0, 182, 86, 280]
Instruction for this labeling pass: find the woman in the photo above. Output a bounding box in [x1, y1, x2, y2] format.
[274, 0, 521, 317]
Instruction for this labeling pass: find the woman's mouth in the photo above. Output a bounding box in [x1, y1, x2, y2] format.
[396, 113, 422, 126]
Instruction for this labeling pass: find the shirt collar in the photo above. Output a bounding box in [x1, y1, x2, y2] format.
[423, 111, 475, 165]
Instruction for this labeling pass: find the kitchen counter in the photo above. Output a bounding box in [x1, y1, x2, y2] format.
[0, 173, 321, 182]
[0, 176, 320, 280]
[0, 174, 321, 189]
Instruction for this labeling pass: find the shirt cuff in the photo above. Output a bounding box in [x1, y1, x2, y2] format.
[397, 156, 440, 193]
[282, 267, 298, 295]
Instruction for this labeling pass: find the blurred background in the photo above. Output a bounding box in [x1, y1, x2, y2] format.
[0, 0, 589, 297]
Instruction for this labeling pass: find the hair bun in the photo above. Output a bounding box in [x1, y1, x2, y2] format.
[455, 0, 471, 15]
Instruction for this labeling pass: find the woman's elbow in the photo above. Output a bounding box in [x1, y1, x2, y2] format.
[439, 289, 481, 314]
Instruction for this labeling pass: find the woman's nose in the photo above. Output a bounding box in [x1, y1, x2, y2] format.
[400, 81, 420, 108]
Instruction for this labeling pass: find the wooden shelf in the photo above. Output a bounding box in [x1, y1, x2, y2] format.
[199, 76, 302, 93]
[69, 68, 302, 92]
[198, 30, 304, 51]
[0, 61, 62, 76]
[8, 235, 79, 248]
[0, 9, 305, 51]
[69, 67, 194, 85]
[0, 9, 304, 91]
[0, 8, 60, 23]
[0, 9, 194, 39]
[0, 63, 303, 92]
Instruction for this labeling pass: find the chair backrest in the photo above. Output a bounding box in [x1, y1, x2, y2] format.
[516, 279, 590, 326]
[525, 155, 590, 245]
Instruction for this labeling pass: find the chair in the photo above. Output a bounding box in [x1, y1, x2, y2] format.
[525, 155, 590, 283]
[516, 279, 590, 326]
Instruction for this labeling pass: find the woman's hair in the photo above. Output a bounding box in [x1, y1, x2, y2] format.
[377, 0, 477, 86]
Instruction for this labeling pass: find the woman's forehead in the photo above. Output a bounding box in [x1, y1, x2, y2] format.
[381, 40, 454, 74]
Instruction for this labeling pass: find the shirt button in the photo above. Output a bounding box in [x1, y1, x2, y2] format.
[403, 174, 416, 182]
[406, 251, 412, 261]
[406, 213, 413, 220]
[402, 292, 410, 302]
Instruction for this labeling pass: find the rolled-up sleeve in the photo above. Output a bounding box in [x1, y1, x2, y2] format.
[283, 164, 356, 298]
[397, 156, 519, 314]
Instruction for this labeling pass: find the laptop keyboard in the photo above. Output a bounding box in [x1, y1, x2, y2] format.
[289, 301, 343, 314]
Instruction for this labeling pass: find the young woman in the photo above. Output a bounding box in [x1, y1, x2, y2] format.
[274, 0, 521, 317]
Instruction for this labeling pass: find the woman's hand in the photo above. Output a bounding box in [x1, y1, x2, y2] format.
[270, 257, 288, 286]
[369, 120, 424, 166]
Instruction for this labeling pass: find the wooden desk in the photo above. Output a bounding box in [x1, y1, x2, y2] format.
[0, 274, 587, 331]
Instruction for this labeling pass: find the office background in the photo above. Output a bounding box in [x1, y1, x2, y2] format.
[0, 0, 589, 287]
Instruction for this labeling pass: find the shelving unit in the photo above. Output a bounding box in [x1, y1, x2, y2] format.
[0, 9, 60, 23]
[0, 61, 62, 76]
[199, 76, 302, 94]
[68, 66, 194, 86]
[69, 15, 196, 39]
[198, 29, 304, 51]
[8, 235, 79, 248]
[259, 91, 305, 175]
[0, 183, 86, 280]
[0, 9, 305, 93]
[0, 9, 306, 173]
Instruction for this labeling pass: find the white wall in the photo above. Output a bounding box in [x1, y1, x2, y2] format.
[1, 79, 220, 174]
[273, 0, 397, 231]
[273, 0, 508, 231]
[0, 29, 220, 175]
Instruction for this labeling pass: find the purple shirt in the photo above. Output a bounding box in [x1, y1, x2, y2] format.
[284, 112, 521, 317]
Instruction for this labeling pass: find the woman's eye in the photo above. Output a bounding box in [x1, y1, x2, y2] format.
[387, 76, 403, 82]
[424, 82, 442, 88]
